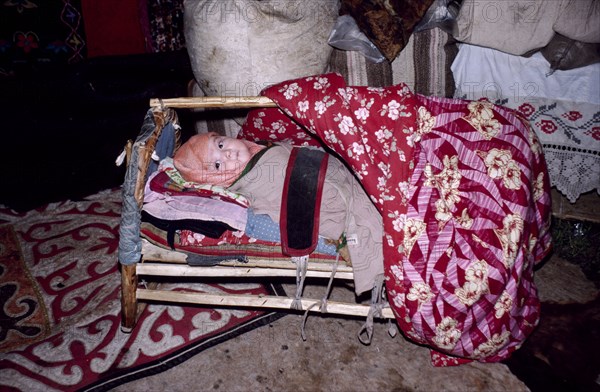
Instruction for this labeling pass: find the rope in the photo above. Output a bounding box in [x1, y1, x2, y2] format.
[290, 255, 309, 311]
[299, 251, 341, 340]
[319, 251, 340, 314]
[357, 273, 385, 345]
[299, 199, 352, 340]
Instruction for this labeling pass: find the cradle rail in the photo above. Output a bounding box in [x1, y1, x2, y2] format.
[149, 96, 276, 109]
[139, 238, 355, 278]
[136, 289, 395, 319]
[138, 263, 354, 280]
[141, 239, 354, 276]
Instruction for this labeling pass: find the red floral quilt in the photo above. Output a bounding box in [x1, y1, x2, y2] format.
[239, 73, 553, 366]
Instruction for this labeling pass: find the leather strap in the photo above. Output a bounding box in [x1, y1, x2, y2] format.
[280, 148, 329, 256]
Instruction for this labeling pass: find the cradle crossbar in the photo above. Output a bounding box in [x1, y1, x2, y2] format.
[121, 245, 395, 331]
[149, 96, 278, 109]
[135, 242, 393, 319]
[119, 97, 395, 333]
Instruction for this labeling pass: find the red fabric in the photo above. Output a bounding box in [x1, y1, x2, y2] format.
[239, 108, 325, 148]
[81, 0, 146, 57]
[140, 226, 338, 262]
[240, 73, 553, 366]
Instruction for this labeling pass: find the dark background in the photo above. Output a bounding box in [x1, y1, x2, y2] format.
[0, 51, 194, 211]
[0, 0, 193, 211]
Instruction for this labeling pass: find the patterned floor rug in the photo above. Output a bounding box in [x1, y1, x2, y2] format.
[0, 189, 284, 392]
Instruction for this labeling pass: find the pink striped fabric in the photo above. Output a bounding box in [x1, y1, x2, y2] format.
[241, 73, 552, 366]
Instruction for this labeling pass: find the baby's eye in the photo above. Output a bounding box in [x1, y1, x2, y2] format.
[215, 161, 221, 170]
[217, 141, 224, 149]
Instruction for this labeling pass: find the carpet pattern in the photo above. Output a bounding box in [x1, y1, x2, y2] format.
[0, 189, 283, 392]
[0, 226, 50, 352]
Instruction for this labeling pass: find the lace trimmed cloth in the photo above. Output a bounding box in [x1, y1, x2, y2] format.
[452, 43, 600, 202]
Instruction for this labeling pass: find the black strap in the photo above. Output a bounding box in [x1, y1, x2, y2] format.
[186, 253, 247, 266]
[280, 148, 329, 256]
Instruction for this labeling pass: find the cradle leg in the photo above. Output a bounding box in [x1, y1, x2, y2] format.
[120, 263, 138, 333]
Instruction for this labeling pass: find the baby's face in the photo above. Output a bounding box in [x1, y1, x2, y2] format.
[204, 134, 252, 173]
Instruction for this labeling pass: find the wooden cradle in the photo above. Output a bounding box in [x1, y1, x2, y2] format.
[118, 97, 395, 332]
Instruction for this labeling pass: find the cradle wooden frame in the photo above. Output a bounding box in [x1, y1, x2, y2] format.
[119, 97, 395, 332]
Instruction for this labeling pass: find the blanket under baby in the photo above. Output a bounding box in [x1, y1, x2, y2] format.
[240, 73, 552, 366]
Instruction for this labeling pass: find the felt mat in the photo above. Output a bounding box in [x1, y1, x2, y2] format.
[0, 189, 284, 392]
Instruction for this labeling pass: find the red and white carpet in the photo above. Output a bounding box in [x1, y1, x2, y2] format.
[0, 189, 283, 391]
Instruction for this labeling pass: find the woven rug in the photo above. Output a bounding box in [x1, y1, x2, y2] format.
[0, 189, 283, 392]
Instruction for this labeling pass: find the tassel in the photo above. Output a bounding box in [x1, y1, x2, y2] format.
[357, 274, 385, 345]
[290, 255, 309, 311]
[115, 148, 127, 167]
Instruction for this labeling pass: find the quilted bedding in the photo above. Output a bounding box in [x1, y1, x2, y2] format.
[139, 158, 339, 263]
[241, 73, 553, 366]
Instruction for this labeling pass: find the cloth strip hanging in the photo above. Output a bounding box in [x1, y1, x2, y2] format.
[357, 273, 386, 345]
[290, 255, 309, 311]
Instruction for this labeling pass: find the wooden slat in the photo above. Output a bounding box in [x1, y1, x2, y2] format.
[136, 263, 355, 280]
[136, 289, 396, 319]
[149, 96, 277, 109]
[217, 258, 352, 272]
[140, 240, 353, 272]
[142, 240, 188, 263]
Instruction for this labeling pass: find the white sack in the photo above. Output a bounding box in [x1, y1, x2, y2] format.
[184, 0, 339, 98]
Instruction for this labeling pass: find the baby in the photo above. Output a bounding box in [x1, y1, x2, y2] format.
[174, 132, 266, 187]
[173, 132, 383, 295]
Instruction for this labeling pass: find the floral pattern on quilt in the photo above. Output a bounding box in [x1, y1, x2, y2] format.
[241, 73, 552, 366]
[238, 107, 324, 148]
[468, 97, 600, 203]
[140, 224, 338, 262]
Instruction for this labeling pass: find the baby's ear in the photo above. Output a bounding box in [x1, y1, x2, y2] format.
[173, 158, 186, 171]
[174, 141, 195, 164]
[173, 158, 203, 184]
[173, 153, 196, 172]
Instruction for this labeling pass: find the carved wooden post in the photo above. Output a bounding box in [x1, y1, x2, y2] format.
[120, 263, 138, 332]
